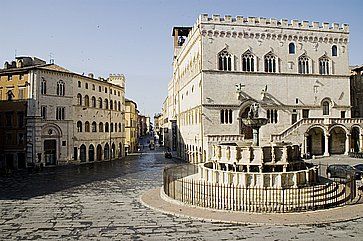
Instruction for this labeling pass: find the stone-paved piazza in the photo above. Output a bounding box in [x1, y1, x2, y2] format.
[1, 146, 363, 240]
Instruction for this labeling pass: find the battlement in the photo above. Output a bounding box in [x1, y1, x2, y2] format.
[198, 14, 349, 33]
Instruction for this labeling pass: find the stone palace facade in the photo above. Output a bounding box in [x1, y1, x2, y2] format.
[164, 14, 363, 163]
[0, 57, 126, 168]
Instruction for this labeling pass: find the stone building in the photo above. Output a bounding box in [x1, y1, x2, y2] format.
[351, 65, 363, 118]
[0, 56, 126, 168]
[164, 14, 363, 163]
[125, 99, 138, 153]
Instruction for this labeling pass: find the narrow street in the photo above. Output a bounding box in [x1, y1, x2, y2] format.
[0, 138, 362, 240]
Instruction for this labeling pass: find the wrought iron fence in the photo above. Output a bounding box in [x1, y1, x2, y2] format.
[163, 164, 356, 213]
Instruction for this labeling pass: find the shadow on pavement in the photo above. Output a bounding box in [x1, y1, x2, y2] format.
[0, 148, 183, 200]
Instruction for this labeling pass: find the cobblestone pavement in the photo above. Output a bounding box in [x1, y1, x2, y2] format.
[1, 147, 363, 240]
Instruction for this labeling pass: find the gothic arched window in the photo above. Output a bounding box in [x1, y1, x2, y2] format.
[242, 51, 255, 72]
[77, 121, 82, 132]
[77, 94, 82, 106]
[323, 101, 330, 115]
[319, 56, 330, 75]
[91, 96, 96, 107]
[56, 80, 65, 96]
[84, 95, 89, 107]
[264, 52, 277, 73]
[298, 54, 310, 74]
[41, 78, 47, 95]
[85, 121, 90, 132]
[218, 50, 232, 71]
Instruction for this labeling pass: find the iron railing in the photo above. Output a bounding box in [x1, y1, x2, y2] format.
[163, 164, 356, 213]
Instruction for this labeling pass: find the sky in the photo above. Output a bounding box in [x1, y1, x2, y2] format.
[1, 0, 362, 118]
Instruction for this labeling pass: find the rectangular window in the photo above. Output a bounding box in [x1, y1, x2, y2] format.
[5, 112, 13, 127]
[302, 109, 309, 119]
[5, 133, 12, 144]
[78, 81, 81, 88]
[62, 141, 66, 146]
[99, 86, 102, 92]
[18, 88, 25, 99]
[18, 133, 24, 145]
[56, 107, 65, 120]
[85, 83, 88, 89]
[41, 106, 47, 120]
[17, 112, 24, 127]
[92, 84, 95, 90]
[341, 111, 346, 118]
[291, 113, 298, 124]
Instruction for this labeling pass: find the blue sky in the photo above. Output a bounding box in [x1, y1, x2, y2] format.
[1, 0, 362, 117]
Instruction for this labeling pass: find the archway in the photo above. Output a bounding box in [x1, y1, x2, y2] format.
[351, 126, 360, 153]
[89, 144, 95, 162]
[80, 144, 86, 162]
[240, 107, 253, 139]
[44, 140, 57, 165]
[111, 143, 116, 159]
[306, 127, 325, 156]
[104, 143, 110, 160]
[96, 144, 102, 161]
[329, 126, 347, 154]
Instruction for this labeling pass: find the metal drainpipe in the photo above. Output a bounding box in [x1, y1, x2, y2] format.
[109, 83, 112, 160]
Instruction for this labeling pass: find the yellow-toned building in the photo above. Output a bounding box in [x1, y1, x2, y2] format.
[125, 99, 138, 153]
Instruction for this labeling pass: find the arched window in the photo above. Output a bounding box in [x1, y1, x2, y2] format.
[332, 45, 338, 56]
[118, 123, 121, 132]
[264, 52, 277, 73]
[84, 95, 89, 107]
[78, 81, 81, 88]
[104, 99, 108, 109]
[77, 121, 82, 132]
[85, 121, 90, 132]
[57, 80, 65, 96]
[98, 97, 103, 108]
[77, 93, 82, 105]
[242, 50, 255, 72]
[105, 122, 109, 132]
[41, 78, 47, 95]
[323, 101, 330, 115]
[218, 50, 232, 71]
[91, 96, 96, 107]
[99, 122, 104, 132]
[91, 121, 97, 132]
[114, 100, 117, 110]
[110, 123, 114, 132]
[118, 101, 121, 111]
[110, 100, 113, 110]
[288, 43, 295, 54]
[298, 54, 310, 74]
[319, 56, 330, 75]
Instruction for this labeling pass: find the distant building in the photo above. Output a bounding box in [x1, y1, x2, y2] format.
[0, 56, 126, 169]
[154, 113, 163, 144]
[125, 99, 138, 153]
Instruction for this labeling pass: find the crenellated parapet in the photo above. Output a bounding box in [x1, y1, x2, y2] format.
[198, 14, 349, 33]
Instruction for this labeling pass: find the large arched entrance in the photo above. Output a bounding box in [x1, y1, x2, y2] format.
[240, 107, 253, 139]
[329, 126, 347, 154]
[306, 126, 325, 156]
[80, 144, 86, 162]
[96, 144, 102, 161]
[89, 144, 95, 162]
[104, 143, 110, 160]
[351, 126, 360, 153]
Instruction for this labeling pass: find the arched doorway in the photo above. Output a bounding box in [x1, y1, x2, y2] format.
[89, 144, 95, 162]
[329, 126, 347, 154]
[80, 144, 86, 162]
[306, 127, 325, 156]
[240, 107, 253, 139]
[111, 143, 116, 159]
[104, 143, 110, 160]
[96, 144, 102, 161]
[351, 127, 360, 153]
[44, 140, 57, 165]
